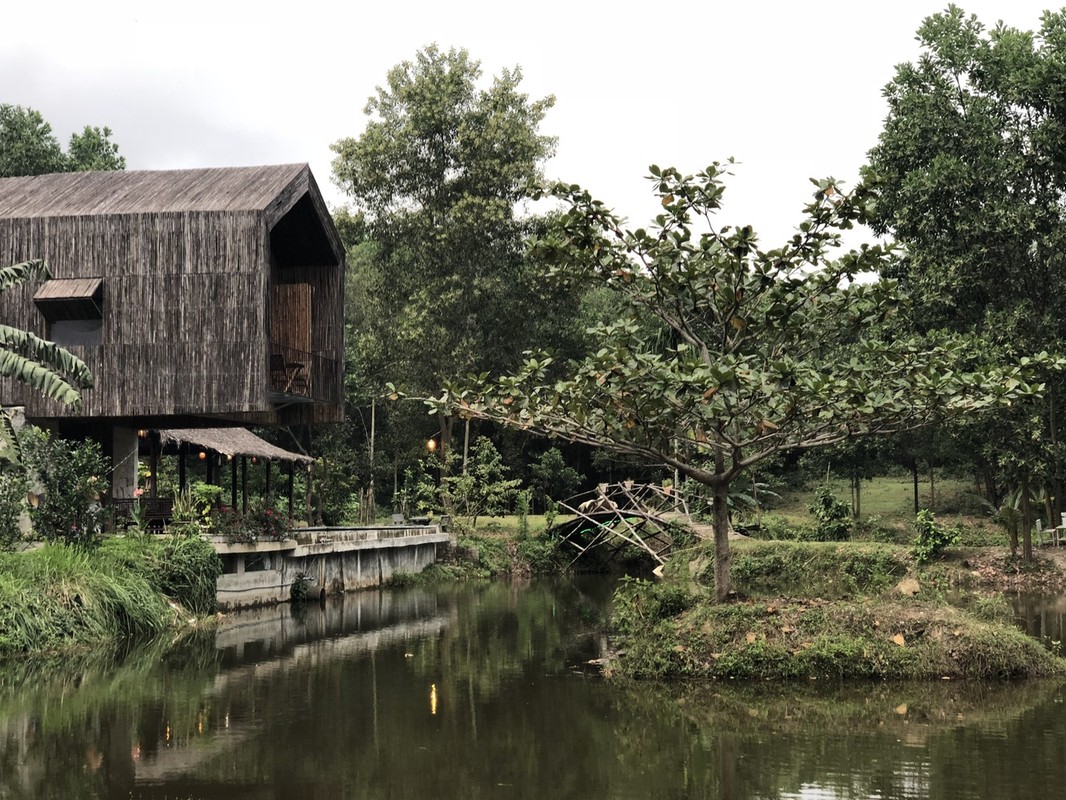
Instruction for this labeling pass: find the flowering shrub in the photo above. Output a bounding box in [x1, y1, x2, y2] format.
[213, 503, 288, 544]
[251, 505, 288, 540]
[19, 426, 106, 547]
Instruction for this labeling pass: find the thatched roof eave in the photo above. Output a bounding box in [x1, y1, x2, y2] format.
[157, 427, 313, 465]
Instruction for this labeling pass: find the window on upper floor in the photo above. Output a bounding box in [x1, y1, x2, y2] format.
[33, 277, 104, 347]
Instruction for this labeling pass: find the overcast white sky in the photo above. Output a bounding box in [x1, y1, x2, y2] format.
[0, 1, 1058, 244]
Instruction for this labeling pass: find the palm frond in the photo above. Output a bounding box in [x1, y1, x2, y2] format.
[0, 350, 84, 408]
[0, 325, 93, 389]
[0, 260, 49, 292]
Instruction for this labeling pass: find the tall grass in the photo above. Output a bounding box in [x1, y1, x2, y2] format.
[0, 536, 221, 656]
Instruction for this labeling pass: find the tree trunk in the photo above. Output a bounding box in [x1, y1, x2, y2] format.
[462, 417, 470, 473]
[712, 450, 732, 602]
[911, 459, 919, 515]
[368, 399, 376, 521]
[1022, 472, 1034, 563]
[437, 411, 455, 515]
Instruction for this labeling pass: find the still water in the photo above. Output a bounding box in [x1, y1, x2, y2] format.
[2, 578, 1066, 799]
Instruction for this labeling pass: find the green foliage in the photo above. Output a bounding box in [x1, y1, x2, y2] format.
[0, 535, 220, 655]
[0, 104, 125, 177]
[751, 513, 813, 541]
[529, 447, 583, 507]
[911, 509, 961, 565]
[0, 105, 64, 176]
[544, 496, 559, 530]
[864, 6, 1066, 557]
[171, 481, 222, 532]
[437, 163, 1054, 600]
[515, 488, 531, 538]
[332, 45, 577, 413]
[19, 427, 106, 546]
[397, 459, 438, 517]
[615, 591, 1062, 681]
[610, 577, 695, 679]
[290, 572, 312, 603]
[211, 501, 287, 545]
[125, 498, 148, 536]
[613, 576, 693, 635]
[515, 534, 563, 575]
[0, 260, 94, 410]
[139, 535, 221, 616]
[456, 534, 511, 577]
[0, 471, 26, 551]
[712, 540, 909, 598]
[665, 519, 695, 550]
[65, 125, 125, 172]
[807, 487, 852, 542]
[444, 437, 521, 525]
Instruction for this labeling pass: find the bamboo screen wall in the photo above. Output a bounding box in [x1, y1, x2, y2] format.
[0, 165, 345, 425]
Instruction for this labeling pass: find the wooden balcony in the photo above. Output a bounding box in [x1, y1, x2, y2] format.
[269, 342, 339, 405]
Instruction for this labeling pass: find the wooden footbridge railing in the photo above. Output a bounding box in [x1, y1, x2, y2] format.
[550, 482, 711, 568]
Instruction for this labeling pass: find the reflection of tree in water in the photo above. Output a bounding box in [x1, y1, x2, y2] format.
[0, 631, 222, 800]
[3, 582, 1066, 799]
[623, 679, 1066, 800]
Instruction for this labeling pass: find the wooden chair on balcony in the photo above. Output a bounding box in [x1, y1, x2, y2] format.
[270, 353, 288, 392]
[270, 353, 309, 395]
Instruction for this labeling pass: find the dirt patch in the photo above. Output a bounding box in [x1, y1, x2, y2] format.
[951, 546, 1066, 591]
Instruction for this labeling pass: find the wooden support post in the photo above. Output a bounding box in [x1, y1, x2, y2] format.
[241, 456, 248, 515]
[288, 461, 295, 522]
[265, 460, 273, 499]
[178, 450, 187, 492]
[150, 434, 159, 499]
[230, 457, 238, 509]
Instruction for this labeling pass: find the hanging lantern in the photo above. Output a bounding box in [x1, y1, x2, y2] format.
[198, 451, 207, 460]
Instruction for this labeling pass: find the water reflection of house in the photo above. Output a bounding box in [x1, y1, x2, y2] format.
[0, 164, 344, 500]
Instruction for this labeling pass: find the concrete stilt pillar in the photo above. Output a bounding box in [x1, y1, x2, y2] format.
[111, 427, 139, 500]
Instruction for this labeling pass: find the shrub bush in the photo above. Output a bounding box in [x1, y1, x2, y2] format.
[20, 427, 106, 546]
[912, 509, 961, 564]
[0, 471, 27, 551]
[807, 487, 852, 541]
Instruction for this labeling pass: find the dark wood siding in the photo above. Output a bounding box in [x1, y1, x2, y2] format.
[0, 165, 344, 426]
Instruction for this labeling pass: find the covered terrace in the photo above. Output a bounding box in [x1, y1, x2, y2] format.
[114, 427, 313, 528]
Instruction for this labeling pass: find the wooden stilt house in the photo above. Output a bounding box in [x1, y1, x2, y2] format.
[0, 164, 345, 499]
[0, 164, 344, 425]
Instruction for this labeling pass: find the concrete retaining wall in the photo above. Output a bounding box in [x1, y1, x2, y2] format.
[214, 525, 449, 610]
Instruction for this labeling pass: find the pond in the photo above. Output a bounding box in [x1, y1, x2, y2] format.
[2, 578, 1066, 799]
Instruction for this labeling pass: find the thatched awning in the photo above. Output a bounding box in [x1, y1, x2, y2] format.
[157, 428, 313, 465]
[34, 277, 103, 320]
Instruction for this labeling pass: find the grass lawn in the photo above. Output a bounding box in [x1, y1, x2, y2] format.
[749, 473, 1006, 547]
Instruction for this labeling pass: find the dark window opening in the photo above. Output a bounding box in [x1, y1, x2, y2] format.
[50, 318, 102, 347]
[34, 277, 104, 347]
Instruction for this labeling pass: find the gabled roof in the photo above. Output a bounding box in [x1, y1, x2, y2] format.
[0, 163, 345, 266]
[0, 164, 309, 218]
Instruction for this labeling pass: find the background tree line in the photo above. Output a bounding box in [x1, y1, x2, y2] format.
[8, 8, 1066, 548]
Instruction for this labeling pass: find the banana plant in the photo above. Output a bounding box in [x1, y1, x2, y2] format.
[0, 260, 94, 467]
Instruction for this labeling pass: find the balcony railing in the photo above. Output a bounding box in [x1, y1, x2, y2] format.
[269, 343, 339, 404]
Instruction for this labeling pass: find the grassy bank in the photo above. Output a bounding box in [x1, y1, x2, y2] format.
[385, 528, 568, 587]
[0, 535, 221, 657]
[611, 540, 1065, 681]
